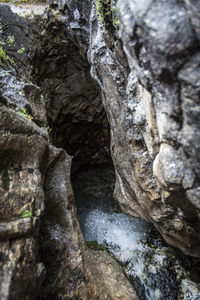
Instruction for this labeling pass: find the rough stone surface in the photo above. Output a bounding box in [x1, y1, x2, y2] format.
[87, 250, 138, 300]
[0, 6, 85, 300]
[32, 10, 111, 172]
[37, 146, 90, 300]
[46, 0, 200, 257]
[1, 0, 200, 299]
[114, 0, 200, 257]
[0, 4, 139, 300]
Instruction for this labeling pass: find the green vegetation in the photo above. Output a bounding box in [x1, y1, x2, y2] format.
[95, 0, 119, 30]
[113, 204, 120, 213]
[7, 35, 15, 46]
[18, 90, 25, 96]
[114, 20, 119, 26]
[16, 107, 33, 120]
[86, 240, 107, 251]
[44, 122, 52, 133]
[22, 209, 32, 218]
[0, 23, 15, 65]
[17, 47, 25, 54]
[0, 46, 8, 61]
[95, 0, 111, 28]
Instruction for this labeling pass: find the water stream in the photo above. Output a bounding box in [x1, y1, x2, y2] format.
[72, 167, 200, 300]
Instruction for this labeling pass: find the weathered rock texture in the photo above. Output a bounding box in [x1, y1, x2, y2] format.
[87, 250, 138, 300]
[32, 10, 111, 172]
[0, 4, 137, 300]
[1, 0, 200, 299]
[50, 0, 200, 257]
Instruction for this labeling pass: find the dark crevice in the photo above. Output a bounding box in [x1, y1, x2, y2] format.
[31, 17, 112, 174]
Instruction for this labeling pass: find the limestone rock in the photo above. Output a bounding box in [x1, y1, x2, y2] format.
[45, 0, 200, 256]
[0, 5, 139, 300]
[83, 0, 200, 257]
[87, 250, 138, 300]
[1, 0, 200, 299]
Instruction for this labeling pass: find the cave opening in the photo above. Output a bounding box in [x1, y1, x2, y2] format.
[32, 19, 112, 174]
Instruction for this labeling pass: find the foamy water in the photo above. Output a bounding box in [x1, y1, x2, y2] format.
[79, 208, 147, 261]
[73, 167, 200, 300]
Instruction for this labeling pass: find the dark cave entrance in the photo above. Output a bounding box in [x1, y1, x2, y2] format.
[32, 17, 112, 174]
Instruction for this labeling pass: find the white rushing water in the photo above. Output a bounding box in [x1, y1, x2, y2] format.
[79, 208, 148, 261]
[73, 167, 200, 300]
[78, 205, 170, 300]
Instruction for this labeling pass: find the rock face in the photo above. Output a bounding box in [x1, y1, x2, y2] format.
[46, 0, 200, 257]
[112, 0, 200, 257]
[32, 10, 111, 172]
[1, 0, 200, 299]
[0, 4, 137, 300]
[87, 250, 138, 300]
[50, 0, 200, 257]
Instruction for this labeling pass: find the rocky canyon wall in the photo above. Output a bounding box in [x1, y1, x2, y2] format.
[0, 4, 137, 300]
[0, 0, 200, 299]
[51, 0, 200, 256]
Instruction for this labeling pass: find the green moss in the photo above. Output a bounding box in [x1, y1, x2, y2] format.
[0, 46, 9, 62]
[22, 210, 32, 218]
[0, 25, 15, 65]
[113, 204, 120, 213]
[95, 0, 119, 31]
[86, 240, 107, 251]
[17, 47, 25, 54]
[114, 20, 119, 26]
[7, 35, 15, 46]
[44, 122, 52, 133]
[16, 107, 33, 120]
[95, 0, 111, 29]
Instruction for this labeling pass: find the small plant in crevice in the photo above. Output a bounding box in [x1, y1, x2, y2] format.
[112, 5, 119, 29]
[0, 46, 8, 61]
[95, 0, 119, 38]
[7, 35, 15, 46]
[16, 107, 33, 120]
[86, 240, 106, 251]
[18, 90, 25, 97]
[114, 19, 119, 27]
[0, 23, 15, 65]
[44, 122, 52, 133]
[17, 47, 26, 54]
[22, 209, 32, 218]
[95, 0, 113, 30]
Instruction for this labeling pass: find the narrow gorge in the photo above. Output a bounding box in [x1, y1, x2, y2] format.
[0, 0, 200, 299]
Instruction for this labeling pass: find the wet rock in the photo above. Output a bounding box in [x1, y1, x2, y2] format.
[1, 0, 200, 299]
[68, 0, 200, 257]
[0, 5, 137, 300]
[87, 250, 138, 300]
[0, 102, 48, 299]
[38, 147, 90, 299]
[32, 10, 111, 171]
